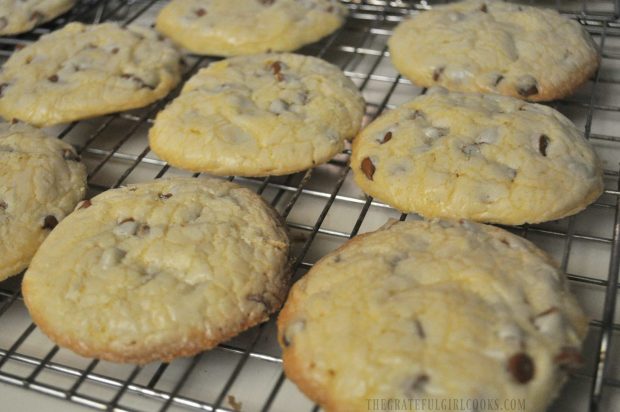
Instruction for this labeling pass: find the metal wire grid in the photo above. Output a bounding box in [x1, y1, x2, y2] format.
[0, 0, 618, 411]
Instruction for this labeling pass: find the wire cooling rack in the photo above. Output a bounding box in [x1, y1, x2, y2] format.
[0, 1, 619, 411]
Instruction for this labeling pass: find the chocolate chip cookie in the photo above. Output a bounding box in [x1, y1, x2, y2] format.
[149, 53, 365, 176]
[23, 177, 290, 364]
[0, 123, 86, 281]
[0, 0, 75, 35]
[351, 89, 603, 225]
[279, 219, 588, 412]
[388, 0, 599, 101]
[0, 22, 182, 126]
[156, 0, 347, 56]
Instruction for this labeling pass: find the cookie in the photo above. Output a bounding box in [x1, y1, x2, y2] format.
[23, 177, 290, 364]
[0, 0, 75, 35]
[149, 53, 364, 177]
[351, 89, 603, 225]
[388, 0, 599, 101]
[278, 219, 588, 412]
[0, 22, 182, 127]
[155, 0, 347, 56]
[0, 123, 86, 281]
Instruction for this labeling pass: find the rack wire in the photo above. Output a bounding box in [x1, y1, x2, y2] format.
[0, 0, 619, 411]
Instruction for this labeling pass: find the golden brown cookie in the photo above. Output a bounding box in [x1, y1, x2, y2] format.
[149, 53, 364, 176]
[279, 219, 588, 412]
[0, 22, 182, 126]
[351, 89, 603, 225]
[0, 123, 86, 281]
[388, 0, 599, 101]
[23, 177, 290, 364]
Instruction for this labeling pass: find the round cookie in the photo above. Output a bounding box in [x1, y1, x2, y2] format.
[350, 89, 603, 225]
[23, 177, 290, 364]
[149, 53, 364, 177]
[278, 219, 588, 412]
[0, 123, 86, 281]
[155, 0, 347, 56]
[388, 0, 600, 101]
[0, 0, 75, 35]
[0, 22, 182, 127]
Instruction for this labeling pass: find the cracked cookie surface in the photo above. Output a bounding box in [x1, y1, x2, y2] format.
[0, 22, 182, 126]
[23, 177, 290, 364]
[149, 53, 365, 176]
[155, 0, 347, 56]
[0, 123, 86, 281]
[0, 0, 75, 35]
[388, 0, 599, 101]
[278, 219, 588, 412]
[350, 89, 603, 225]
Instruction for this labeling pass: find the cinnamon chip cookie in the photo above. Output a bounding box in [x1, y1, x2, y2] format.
[23, 177, 290, 364]
[350, 89, 603, 225]
[156, 0, 347, 56]
[149, 53, 365, 176]
[0, 0, 75, 35]
[278, 219, 588, 412]
[0, 123, 86, 281]
[388, 0, 599, 101]
[0, 22, 182, 126]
